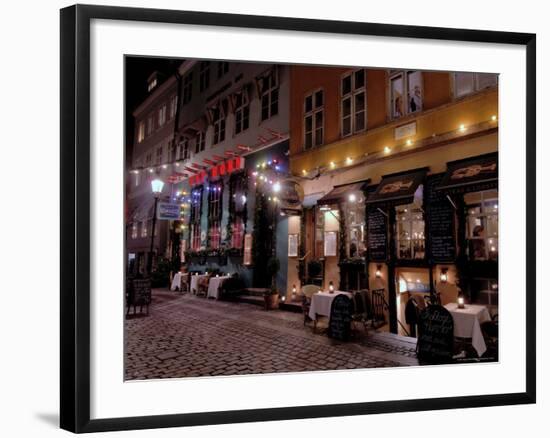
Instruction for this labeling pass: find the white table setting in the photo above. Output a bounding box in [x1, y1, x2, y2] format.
[309, 290, 353, 321]
[444, 302, 492, 357]
[190, 273, 209, 295]
[170, 272, 188, 291]
[207, 275, 232, 299]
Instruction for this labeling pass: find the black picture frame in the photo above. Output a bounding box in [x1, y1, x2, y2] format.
[60, 4, 536, 433]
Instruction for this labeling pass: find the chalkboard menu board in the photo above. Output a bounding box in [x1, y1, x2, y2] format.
[367, 209, 388, 261]
[328, 294, 354, 341]
[417, 305, 454, 363]
[426, 175, 456, 262]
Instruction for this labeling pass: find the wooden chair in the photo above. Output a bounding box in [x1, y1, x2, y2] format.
[196, 274, 210, 297]
[300, 284, 319, 329]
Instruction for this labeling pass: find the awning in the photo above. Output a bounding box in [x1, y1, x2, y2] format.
[437, 153, 497, 194]
[317, 179, 370, 205]
[366, 168, 428, 207]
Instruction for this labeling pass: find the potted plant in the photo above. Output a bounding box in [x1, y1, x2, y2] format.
[264, 257, 280, 310]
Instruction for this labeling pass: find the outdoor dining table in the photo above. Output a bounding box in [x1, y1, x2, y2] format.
[207, 275, 231, 299]
[308, 291, 353, 321]
[170, 272, 188, 291]
[444, 302, 492, 357]
[190, 273, 209, 295]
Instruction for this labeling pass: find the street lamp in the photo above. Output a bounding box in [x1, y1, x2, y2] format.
[147, 178, 164, 275]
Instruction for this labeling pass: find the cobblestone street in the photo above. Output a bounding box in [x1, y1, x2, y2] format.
[125, 290, 419, 380]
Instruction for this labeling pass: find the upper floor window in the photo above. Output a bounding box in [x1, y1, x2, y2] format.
[131, 222, 138, 239]
[341, 69, 366, 137]
[259, 69, 279, 121]
[145, 153, 152, 167]
[454, 72, 498, 99]
[177, 138, 190, 161]
[140, 220, 148, 238]
[147, 115, 154, 135]
[195, 131, 206, 154]
[217, 61, 229, 78]
[211, 100, 227, 145]
[155, 146, 163, 165]
[304, 89, 324, 149]
[158, 105, 167, 127]
[390, 70, 423, 119]
[234, 89, 250, 135]
[465, 190, 498, 261]
[199, 61, 210, 92]
[137, 121, 145, 143]
[147, 78, 157, 92]
[169, 95, 178, 119]
[395, 189, 425, 259]
[183, 72, 193, 104]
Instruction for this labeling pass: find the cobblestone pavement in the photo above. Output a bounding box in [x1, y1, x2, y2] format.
[125, 290, 419, 380]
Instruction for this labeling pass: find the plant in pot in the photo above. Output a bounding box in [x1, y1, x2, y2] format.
[264, 257, 280, 310]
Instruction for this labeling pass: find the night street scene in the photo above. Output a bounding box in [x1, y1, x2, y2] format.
[125, 57, 499, 380]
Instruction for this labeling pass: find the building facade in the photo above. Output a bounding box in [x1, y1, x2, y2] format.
[127, 71, 179, 276]
[286, 65, 498, 334]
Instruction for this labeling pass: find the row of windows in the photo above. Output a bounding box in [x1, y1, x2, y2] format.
[302, 70, 497, 150]
[130, 220, 157, 239]
[315, 189, 498, 262]
[137, 94, 178, 143]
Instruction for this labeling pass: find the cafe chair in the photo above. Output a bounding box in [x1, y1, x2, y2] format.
[405, 297, 420, 338]
[301, 295, 313, 328]
[481, 313, 499, 359]
[351, 291, 369, 336]
[301, 285, 320, 331]
[196, 274, 210, 297]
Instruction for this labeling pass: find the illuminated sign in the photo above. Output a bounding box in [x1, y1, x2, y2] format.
[188, 157, 245, 186]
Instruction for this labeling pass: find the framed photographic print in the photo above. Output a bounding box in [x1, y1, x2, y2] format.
[60, 4, 536, 433]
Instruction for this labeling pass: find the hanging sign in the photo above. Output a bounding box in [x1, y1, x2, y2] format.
[157, 202, 181, 220]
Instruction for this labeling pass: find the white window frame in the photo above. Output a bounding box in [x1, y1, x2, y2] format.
[169, 95, 178, 119]
[389, 70, 423, 120]
[195, 131, 206, 154]
[395, 200, 426, 260]
[234, 89, 250, 135]
[158, 105, 167, 127]
[259, 69, 279, 121]
[140, 220, 148, 238]
[177, 138, 189, 161]
[303, 88, 324, 150]
[465, 190, 498, 261]
[155, 146, 163, 165]
[453, 72, 499, 99]
[341, 69, 367, 137]
[212, 102, 226, 145]
[131, 222, 138, 239]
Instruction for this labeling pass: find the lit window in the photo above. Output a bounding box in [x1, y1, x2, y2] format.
[208, 183, 223, 249]
[389, 70, 423, 119]
[231, 217, 244, 249]
[395, 189, 425, 259]
[304, 89, 324, 149]
[131, 223, 138, 239]
[465, 190, 498, 261]
[344, 191, 366, 258]
[454, 72, 498, 99]
[190, 188, 203, 250]
[191, 224, 201, 250]
[147, 77, 157, 92]
[230, 174, 247, 249]
[177, 138, 189, 160]
[141, 221, 148, 238]
[341, 69, 367, 137]
[199, 61, 210, 92]
[258, 69, 279, 121]
[137, 121, 145, 143]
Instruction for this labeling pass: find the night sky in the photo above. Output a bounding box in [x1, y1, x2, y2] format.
[125, 56, 183, 162]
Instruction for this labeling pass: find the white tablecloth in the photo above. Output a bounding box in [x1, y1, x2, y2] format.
[309, 291, 353, 321]
[170, 272, 188, 291]
[207, 275, 231, 299]
[445, 303, 491, 357]
[190, 274, 208, 294]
